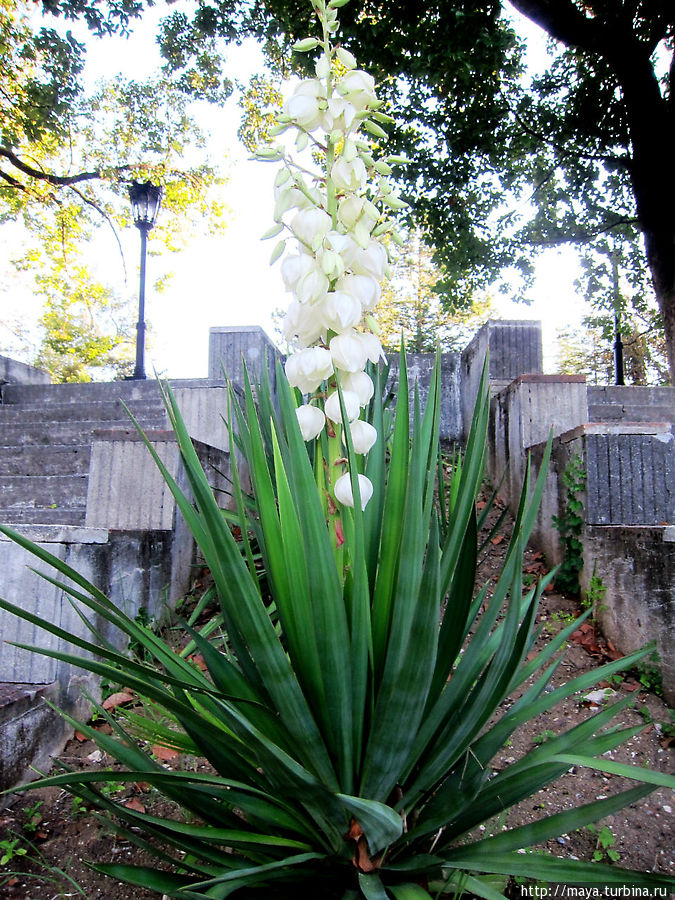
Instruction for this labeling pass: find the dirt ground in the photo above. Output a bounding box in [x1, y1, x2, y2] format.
[0, 497, 673, 899]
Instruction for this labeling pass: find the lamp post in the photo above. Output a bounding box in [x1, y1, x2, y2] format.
[128, 180, 162, 379]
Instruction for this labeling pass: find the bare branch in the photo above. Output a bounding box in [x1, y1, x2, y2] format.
[0, 145, 131, 187]
[67, 183, 127, 280]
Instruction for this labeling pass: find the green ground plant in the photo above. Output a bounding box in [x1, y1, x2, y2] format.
[552, 454, 586, 595]
[587, 825, 621, 864]
[0, 355, 674, 900]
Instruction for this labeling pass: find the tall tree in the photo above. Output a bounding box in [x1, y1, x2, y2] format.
[377, 231, 494, 353]
[1, 0, 231, 377]
[154, 0, 675, 382]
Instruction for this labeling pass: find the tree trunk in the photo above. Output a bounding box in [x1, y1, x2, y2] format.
[644, 228, 675, 384]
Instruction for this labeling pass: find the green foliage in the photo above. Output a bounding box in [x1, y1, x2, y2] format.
[238, 74, 284, 154]
[154, 0, 675, 378]
[21, 800, 44, 834]
[552, 454, 586, 595]
[587, 824, 620, 864]
[0, 0, 229, 375]
[0, 837, 27, 866]
[0, 357, 674, 898]
[634, 653, 664, 699]
[376, 230, 495, 353]
[583, 565, 606, 617]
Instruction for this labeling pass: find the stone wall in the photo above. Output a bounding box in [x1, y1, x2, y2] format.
[0, 355, 51, 389]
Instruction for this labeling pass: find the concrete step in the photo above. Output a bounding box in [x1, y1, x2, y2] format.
[0, 398, 167, 424]
[0, 474, 88, 510]
[1, 378, 215, 407]
[588, 403, 675, 425]
[0, 444, 91, 476]
[0, 418, 167, 448]
[0, 507, 85, 525]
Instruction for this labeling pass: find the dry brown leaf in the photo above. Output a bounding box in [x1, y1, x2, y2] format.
[151, 745, 180, 762]
[124, 797, 146, 814]
[102, 691, 135, 711]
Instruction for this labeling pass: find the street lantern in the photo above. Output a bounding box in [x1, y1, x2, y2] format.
[128, 180, 163, 379]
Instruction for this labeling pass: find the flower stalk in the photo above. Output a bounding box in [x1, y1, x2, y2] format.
[257, 0, 409, 515]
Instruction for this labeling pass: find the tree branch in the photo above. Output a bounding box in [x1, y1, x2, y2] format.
[0, 168, 27, 190]
[0, 145, 130, 187]
[512, 109, 631, 169]
[67, 183, 127, 280]
[506, 0, 611, 56]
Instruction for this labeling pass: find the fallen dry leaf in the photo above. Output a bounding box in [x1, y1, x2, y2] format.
[102, 691, 135, 711]
[490, 534, 504, 546]
[188, 654, 208, 672]
[151, 745, 180, 762]
[124, 797, 146, 814]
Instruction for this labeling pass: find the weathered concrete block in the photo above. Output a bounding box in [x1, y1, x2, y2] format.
[0, 355, 51, 389]
[0, 527, 110, 683]
[173, 386, 230, 452]
[585, 429, 674, 525]
[582, 526, 675, 706]
[488, 375, 588, 507]
[386, 351, 462, 441]
[588, 384, 675, 432]
[0, 681, 96, 802]
[209, 326, 281, 391]
[528, 422, 674, 567]
[461, 319, 543, 437]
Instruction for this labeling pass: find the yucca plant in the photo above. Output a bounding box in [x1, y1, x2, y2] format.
[1, 354, 673, 900]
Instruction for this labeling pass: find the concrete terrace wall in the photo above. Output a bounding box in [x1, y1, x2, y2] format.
[0, 355, 51, 389]
[0, 377, 235, 793]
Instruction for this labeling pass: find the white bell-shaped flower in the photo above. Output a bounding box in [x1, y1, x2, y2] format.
[281, 253, 314, 293]
[291, 206, 332, 248]
[341, 370, 374, 405]
[320, 290, 362, 334]
[351, 240, 388, 279]
[338, 196, 366, 229]
[285, 347, 334, 394]
[285, 79, 327, 132]
[296, 267, 330, 305]
[324, 231, 359, 269]
[340, 70, 378, 110]
[334, 472, 374, 510]
[296, 404, 326, 441]
[336, 273, 381, 311]
[361, 331, 387, 364]
[331, 156, 367, 193]
[283, 300, 325, 348]
[343, 419, 377, 454]
[329, 330, 369, 372]
[324, 389, 361, 424]
[327, 96, 357, 132]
